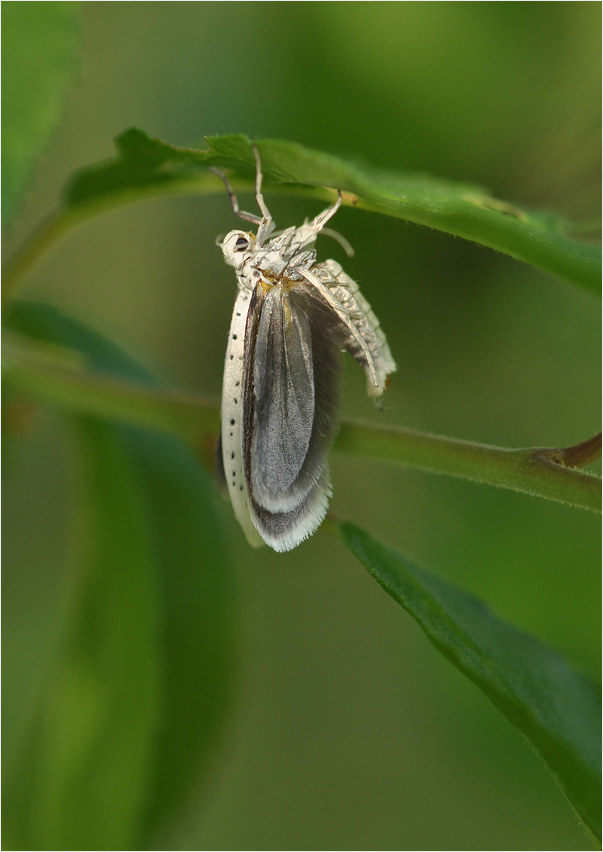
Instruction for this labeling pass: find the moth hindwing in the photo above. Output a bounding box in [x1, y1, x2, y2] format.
[214, 146, 396, 552]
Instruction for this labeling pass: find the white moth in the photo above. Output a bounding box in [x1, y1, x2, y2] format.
[213, 146, 396, 552]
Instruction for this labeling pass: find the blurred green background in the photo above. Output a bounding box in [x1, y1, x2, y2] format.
[3, 2, 600, 849]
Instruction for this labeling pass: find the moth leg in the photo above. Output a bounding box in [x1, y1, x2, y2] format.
[310, 191, 342, 230]
[209, 166, 262, 226]
[288, 192, 346, 255]
[209, 143, 275, 244]
[299, 267, 379, 387]
[250, 144, 276, 247]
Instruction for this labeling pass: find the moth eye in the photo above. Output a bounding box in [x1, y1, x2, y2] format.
[234, 236, 249, 251]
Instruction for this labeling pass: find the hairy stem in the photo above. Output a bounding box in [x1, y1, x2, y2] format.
[4, 340, 600, 513]
[334, 421, 601, 513]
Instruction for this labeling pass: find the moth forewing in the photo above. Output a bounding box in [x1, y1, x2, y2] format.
[251, 287, 316, 513]
[221, 286, 263, 548]
[240, 283, 342, 551]
[306, 260, 397, 397]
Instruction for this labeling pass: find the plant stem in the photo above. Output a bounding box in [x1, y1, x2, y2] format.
[2, 212, 72, 308]
[2, 338, 219, 437]
[334, 421, 601, 513]
[4, 341, 600, 513]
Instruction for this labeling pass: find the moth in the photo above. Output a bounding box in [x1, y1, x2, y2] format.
[213, 146, 396, 552]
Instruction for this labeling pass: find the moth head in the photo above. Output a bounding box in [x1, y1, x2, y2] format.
[220, 230, 255, 270]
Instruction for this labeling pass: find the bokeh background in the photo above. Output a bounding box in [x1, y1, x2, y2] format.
[4, 2, 601, 849]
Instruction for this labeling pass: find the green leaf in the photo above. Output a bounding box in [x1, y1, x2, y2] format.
[3, 303, 237, 848]
[64, 126, 214, 211]
[62, 129, 601, 292]
[2, 1, 80, 226]
[5, 129, 599, 301]
[339, 521, 602, 842]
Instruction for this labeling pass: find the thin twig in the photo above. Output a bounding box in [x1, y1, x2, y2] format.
[540, 433, 602, 468]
